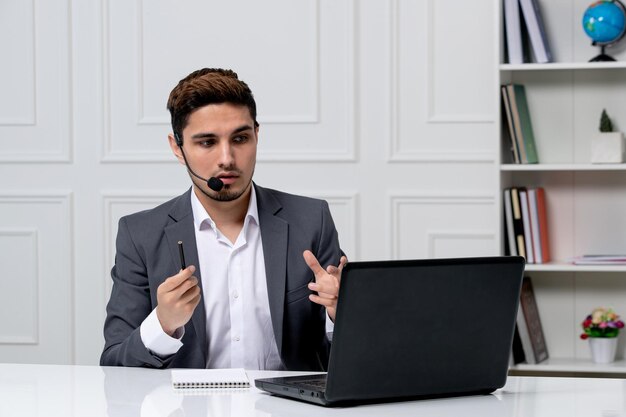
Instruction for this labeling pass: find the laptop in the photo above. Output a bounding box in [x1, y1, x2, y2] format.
[255, 256, 525, 406]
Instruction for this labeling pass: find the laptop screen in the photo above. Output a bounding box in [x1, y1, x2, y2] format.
[324, 256, 525, 403]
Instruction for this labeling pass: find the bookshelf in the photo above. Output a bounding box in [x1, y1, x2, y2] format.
[509, 358, 626, 377]
[498, 0, 626, 375]
[502, 164, 626, 171]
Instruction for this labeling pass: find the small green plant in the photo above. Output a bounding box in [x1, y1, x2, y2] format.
[600, 109, 614, 133]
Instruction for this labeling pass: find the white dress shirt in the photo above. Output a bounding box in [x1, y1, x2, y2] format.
[140, 186, 283, 370]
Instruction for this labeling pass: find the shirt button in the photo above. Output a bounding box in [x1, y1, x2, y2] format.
[234, 336, 240, 342]
[233, 291, 239, 299]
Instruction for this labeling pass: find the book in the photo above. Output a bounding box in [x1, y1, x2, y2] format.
[517, 276, 549, 364]
[527, 188, 542, 263]
[503, 0, 523, 64]
[571, 255, 626, 265]
[535, 188, 550, 262]
[511, 324, 527, 365]
[510, 187, 527, 259]
[501, 86, 521, 163]
[528, 187, 549, 263]
[519, 189, 535, 264]
[518, 0, 552, 63]
[512, 84, 539, 164]
[505, 85, 529, 163]
[515, 298, 535, 363]
[504, 188, 518, 256]
[171, 368, 250, 389]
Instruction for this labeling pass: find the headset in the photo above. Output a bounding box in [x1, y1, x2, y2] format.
[174, 132, 224, 192]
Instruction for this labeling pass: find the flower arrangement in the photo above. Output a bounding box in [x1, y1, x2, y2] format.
[580, 307, 624, 339]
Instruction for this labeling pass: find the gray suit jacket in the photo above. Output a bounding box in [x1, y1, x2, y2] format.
[100, 184, 342, 371]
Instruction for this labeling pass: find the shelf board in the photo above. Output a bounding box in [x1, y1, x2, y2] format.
[509, 357, 626, 377]
[501, 163, 626, 171]
[500, 62, 626, 71]
[525, 262, 626, 272]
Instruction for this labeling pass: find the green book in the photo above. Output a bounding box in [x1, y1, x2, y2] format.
[513, 84, 539, 164]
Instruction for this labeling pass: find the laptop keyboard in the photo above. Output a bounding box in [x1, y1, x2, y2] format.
[286, 377, 327, 391]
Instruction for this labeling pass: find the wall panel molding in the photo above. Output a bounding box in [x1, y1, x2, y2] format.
[102, 191, 179, 301]
[426, 230, 496, 258]
[0, 0, 36, 126]
[102, 0, 356, 163]
[425, 0, 493, 124]
[0, 0, 72, 162]
[389, 192, 496, 259]
[299, 191, 359, 260]
[0, 192, 73, 363]
[0, 229, 39, 344]
[388, 0, 495, 163]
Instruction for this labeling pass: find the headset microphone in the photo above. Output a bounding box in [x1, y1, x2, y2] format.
[207, 177, 224, 192]
[175, 133, 225, 192]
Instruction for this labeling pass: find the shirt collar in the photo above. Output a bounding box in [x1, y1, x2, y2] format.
[190, 185, 259, 232]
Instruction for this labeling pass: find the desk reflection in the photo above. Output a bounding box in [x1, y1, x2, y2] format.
[3, 365, 626, 417]
[103, 367, 257, 417]
[254, 392, 508, 417]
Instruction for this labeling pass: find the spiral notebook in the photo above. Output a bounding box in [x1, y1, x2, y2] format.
[171, 368, 250, 389]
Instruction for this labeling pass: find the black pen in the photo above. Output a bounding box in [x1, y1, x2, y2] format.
[177, 241, 186, 270]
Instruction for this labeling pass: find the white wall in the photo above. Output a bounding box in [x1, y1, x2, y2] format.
[0, 0, 498, 364]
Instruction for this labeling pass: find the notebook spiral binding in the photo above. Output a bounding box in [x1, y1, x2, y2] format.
[173, 381, 250, 389]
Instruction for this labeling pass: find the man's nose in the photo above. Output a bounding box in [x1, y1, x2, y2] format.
[217, 141, 235, 167]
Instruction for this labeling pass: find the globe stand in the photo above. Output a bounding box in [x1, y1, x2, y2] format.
[583, 0, 626, 63]
[589, 45, 617, 62]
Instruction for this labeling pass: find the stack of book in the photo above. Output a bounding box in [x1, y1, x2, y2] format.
[503, 0, 552, 64]
[570, 255, 626, 265]
[503, 186, 549, 264]
[501, 84, 539, 164]
[511, 276, 549, 365]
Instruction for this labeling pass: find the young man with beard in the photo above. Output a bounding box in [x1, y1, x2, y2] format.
[101, 68, 347, 371]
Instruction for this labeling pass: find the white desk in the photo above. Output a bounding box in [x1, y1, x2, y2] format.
[1, 363, 626, 416]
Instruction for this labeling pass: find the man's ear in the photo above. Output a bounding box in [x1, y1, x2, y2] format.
[168, 134, 185, 165]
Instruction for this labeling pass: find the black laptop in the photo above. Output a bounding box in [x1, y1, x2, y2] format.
[255, 256, 525, 406]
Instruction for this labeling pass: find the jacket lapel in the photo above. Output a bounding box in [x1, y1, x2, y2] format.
[255, 184, 288, 356]
[164, 188, 208, 365]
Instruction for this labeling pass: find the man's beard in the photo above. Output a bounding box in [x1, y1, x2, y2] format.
[210, 183, 250, 202]
[192, 171, 254, 202]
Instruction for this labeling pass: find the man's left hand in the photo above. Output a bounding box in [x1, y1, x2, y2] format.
[303, 250, 347, 322]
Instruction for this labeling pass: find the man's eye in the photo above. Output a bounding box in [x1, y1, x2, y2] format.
[199, 140, 215, 147]
[233, 135, 249, 143]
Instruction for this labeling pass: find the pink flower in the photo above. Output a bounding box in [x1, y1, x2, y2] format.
[599, 322, 608, 328]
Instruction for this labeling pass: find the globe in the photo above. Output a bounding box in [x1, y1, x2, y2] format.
[582, 0, 626, 61]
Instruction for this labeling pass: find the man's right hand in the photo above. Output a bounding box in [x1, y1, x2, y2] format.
[156, 265, 201, 336]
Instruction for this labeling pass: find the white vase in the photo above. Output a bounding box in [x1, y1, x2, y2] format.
[589, 337, 618, 364]
[591, 132, 625, 163]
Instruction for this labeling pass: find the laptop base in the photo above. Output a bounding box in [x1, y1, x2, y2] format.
[254, 375, 497, 407]
[255, 257, 525, 407]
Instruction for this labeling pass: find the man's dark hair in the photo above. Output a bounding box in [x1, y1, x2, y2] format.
[167, 68, 258, 141]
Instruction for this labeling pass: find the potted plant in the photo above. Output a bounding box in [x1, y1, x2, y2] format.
[591, 109, 625, 163]
[580, 307, 625, 363]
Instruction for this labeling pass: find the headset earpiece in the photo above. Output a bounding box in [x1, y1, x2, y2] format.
[174, 132, 183, 147]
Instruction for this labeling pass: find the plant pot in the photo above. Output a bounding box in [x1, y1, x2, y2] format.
[589, 337, 618, 364]
[591, 132, 624, 163]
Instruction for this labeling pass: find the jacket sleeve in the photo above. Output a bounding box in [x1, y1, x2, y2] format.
[315, 200, 345, 270]
[100, 217, 174, 368]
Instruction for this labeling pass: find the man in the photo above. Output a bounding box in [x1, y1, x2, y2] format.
[101, 68, 346, 371]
